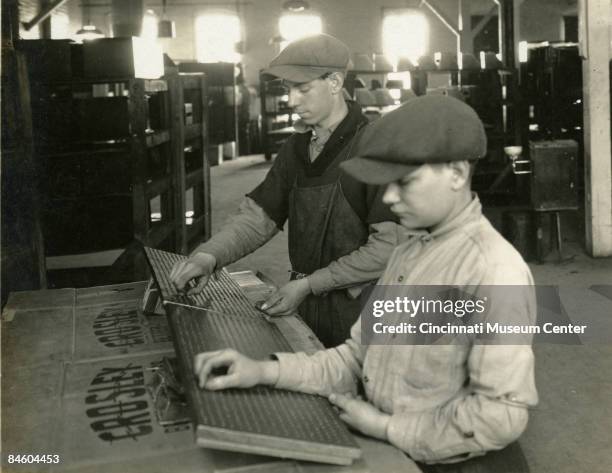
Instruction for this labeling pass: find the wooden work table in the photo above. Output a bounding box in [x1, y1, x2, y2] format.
[1, 273, 421, 473]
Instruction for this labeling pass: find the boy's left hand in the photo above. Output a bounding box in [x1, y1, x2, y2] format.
[329, 393, 390, 441]
[260, 279, 311, 316]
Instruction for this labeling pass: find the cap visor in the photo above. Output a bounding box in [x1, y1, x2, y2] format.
[340, 157, 420, 185]
[263, 65, 335, 83]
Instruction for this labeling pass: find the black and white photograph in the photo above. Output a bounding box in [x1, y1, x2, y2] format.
[1, 1, 611, 472]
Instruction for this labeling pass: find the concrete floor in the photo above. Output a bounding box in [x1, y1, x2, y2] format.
[209, 155, 612, 473]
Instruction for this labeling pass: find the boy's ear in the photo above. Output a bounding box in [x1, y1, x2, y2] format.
[448, 160, 471, 190]
[328, 72, 345, 94]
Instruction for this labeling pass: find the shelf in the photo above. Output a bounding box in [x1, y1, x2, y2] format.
[186, 169, 203, 188]
[148, 221, 175, 247]
[18, 41, 212, 275]
[185, 123, 204, 141]
[146, 176, 172, 197]
[41, 146, 130, 158]
[187, 215, 207, 240]
[48, 193, 132, 202]
[45, 248, 124, 270]
[268, 127, 295, 135]
[40, 77, 134, 86]
[410, 68, 512, 73]
[265, 110, 292, 116]
[180, 75, 205, 90]
[145, 130, 170, 147]
[144, 79, 168, 93]
[38, 77, 169, 91]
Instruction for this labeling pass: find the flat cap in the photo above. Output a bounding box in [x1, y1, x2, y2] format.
[341, 95, 487, 184]
[264, 34, 351, 83]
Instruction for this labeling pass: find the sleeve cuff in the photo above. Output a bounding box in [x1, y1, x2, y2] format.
[273, 352, 305, 390]
[307, 268, 334, 296]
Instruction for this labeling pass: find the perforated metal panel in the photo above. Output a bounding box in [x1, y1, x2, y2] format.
[144, 247, 261, 319]
[144, 247, 362, 465]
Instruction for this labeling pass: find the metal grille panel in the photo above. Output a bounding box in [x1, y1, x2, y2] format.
[143, 247, 361, 465]
[145, 247, 261, 319]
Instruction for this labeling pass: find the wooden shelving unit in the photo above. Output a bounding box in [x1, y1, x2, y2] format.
[1, 46, 47, 304]
[178, 62, 236, 164]
[18, 39, 212, 285]
[168, 72, 211, 254]
[30, 76, 176, 257]
[259, 72, 295, 161]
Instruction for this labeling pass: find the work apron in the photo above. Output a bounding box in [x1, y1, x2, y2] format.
[288, 178, 369, 348]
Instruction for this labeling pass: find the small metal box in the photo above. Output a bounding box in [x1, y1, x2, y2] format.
[529, 140, 579, 211]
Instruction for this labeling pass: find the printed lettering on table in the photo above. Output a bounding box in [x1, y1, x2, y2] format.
[58, 354, 195, 466]
[74, 301, 173, 359]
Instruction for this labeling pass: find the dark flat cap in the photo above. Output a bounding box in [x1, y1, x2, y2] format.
[264, 34, 351, 83]
[341, 95, 487, 184]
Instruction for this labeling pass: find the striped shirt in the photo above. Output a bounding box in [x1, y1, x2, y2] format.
[274, 195, 538, 464]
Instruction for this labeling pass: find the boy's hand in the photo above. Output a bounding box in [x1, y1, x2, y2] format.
[261, 279, 311, 316]
[193, 349, 279, 390]
[170, 253, 217, 295]
[329, 393, 390, 441]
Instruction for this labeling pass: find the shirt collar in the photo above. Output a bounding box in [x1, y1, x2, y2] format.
[398, 193, 482, 243]
[293, 115, 345, 139]
[430, 193, 482, 238]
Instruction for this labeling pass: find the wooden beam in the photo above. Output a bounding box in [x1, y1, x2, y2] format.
[40, 0, 53, 39]
[2, 0, 19, 46]
[580, 0, 612, 256]
[472, 4, 498, 37]
[21, 0, 70, 31]
[499, 0, 516, 68]
[512, 0, 521, 66]
[458, 0, 473, 54]
[420, 0, 459, 37]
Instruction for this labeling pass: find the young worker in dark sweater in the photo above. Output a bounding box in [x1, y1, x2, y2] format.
[171, 34, 399, 347]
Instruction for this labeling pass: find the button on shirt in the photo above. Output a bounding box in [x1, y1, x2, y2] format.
[274, 196, 538, 464]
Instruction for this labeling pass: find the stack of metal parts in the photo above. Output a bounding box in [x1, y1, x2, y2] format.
[144, 247, 362, 465]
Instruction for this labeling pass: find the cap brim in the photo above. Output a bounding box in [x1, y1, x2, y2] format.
[263, 64, 341, 83]
[340, 157, 421, 185]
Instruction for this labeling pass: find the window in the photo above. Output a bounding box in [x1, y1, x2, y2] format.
[51, 12, 70, 39]
[382, 11, 428, 68]
[19, 11, 69, 39]
[563, 16, 578, 42]
[196, 14, 241, 63]
[141, 10, 158, 40]
[278, 14, 322, 49]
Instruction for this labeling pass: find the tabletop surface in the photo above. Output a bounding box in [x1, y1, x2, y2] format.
[1, 273, 421, 473]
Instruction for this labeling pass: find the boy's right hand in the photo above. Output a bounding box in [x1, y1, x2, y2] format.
[193, 349, 280, 390]
[170, 253, 217, 295]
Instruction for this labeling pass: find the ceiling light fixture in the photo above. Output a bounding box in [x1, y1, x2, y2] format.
[282, 0, 310, 12]
[75, 24, 104, 38]
[158, 0, 176, 38]
[75, 0, 104, 41]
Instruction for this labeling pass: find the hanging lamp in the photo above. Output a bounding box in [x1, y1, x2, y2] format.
[158, 0, 176, 38]
[282, 0, 310, 12]
[75, 0, 104, 40]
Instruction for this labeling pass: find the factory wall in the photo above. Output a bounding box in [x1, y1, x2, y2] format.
[64, 0, 578, 86]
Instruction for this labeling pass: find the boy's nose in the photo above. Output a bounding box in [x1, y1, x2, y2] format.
[287, 88, 300, 108]
[383, 183, 400, 204]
